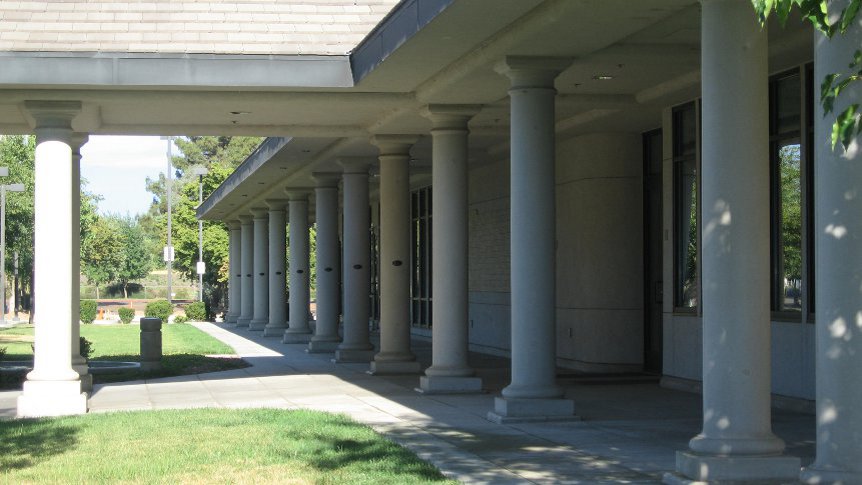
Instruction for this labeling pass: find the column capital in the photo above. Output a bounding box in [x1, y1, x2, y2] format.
[24, 101, 82, 143]
[226, 219, 241, 230]
[338, 157, 375, 174]
[421, 104, 482, 131]
[69, 133, 89, 155]
[238, 214, 253, 224]
[265, 199, 288, 210]
[312, 172, 341, 188]
[371, 135, 419, 157]
[249, 207, 268, 219]
[494, 56, 572, 89]
[285, 189, 311, 201]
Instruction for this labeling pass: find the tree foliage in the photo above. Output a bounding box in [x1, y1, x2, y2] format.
[81, 215, 153, 299]
[754, 0, 862, 148]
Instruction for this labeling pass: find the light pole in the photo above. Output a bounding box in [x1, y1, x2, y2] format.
[192, 166, 208, 302]
[160, 136, 174, 302]
[0, 178, 25, 326]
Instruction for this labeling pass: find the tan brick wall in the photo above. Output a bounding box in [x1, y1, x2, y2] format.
[468, 159, 511, 294]
[0, 1, 399, 54]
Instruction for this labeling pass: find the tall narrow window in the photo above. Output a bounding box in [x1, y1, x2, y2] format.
[770, 70, 803, 314]
[673, 102, 699, 310]
[410, 186, 432, 328]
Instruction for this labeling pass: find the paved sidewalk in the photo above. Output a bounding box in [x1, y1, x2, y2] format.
[0, 322, 815, 484]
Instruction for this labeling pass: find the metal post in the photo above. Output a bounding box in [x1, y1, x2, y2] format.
[13, 250, 19, 320]
[198, 174, 204, 302]
[1, 185, 6, 326]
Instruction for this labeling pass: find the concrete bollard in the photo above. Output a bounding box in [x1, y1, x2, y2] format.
[139, 317, 163, 371]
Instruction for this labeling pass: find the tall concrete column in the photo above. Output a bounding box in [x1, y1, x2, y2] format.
[487, 57, 574, 424]
[667, 1, 800, 482]
[369, 135, 422, 375]
[225, 220, 241, 324]
[284, 191, 312, 343]
[308, 174, 342, 353]
[801, 2, 862, 482]
[17, 101, 87, 417]
[248, 208, 269, 330]
[334, 159, 375, 362]
[69, 133, 92, 393]
[419, 105, 482, 393]
[236, 215, 254, 327]
[263, 200, 288, 337]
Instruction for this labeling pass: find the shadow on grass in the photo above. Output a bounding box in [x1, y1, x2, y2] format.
[0, 418, 78, 470]
[94, 354, 250, 384]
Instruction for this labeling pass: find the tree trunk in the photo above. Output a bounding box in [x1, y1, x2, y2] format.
[28, 269, 34, 324]
[123, 282, 128, 299]
[95, 285, 99, 300]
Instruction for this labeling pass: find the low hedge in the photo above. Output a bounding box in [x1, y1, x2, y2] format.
[80, 300, 97, 324]
[118, 307, 135, 324]
[145, 299, 173, 323]
[184, 302, 207, 322]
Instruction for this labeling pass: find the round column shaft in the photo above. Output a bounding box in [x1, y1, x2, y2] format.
[17, 101, 87, 418]
[670, 1, 799, 481]
[308, 175, 342, 353]
[264, 201, 287, 337]
[284, 193, 312, 343]
[236, 215, 254, 327]
[801, 2, 862, 482]
[419, 105, 482, 393]
[248, 209, 269, 330]
[335, 161, 375, 363]
[69, 134, 91, 392]
[226, 221, 241, 324]
[370, 135, 421, 375]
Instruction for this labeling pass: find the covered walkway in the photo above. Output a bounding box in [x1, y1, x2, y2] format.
[0, 322, 815, 484]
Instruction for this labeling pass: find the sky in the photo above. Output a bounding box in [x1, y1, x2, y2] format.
[80, 135, 179, 217]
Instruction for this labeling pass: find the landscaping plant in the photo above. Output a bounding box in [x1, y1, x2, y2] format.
[118, 307, 135, 324]
[184, 301, 207, 322]
[145, 299, 173, 323]
[80, 299, 97, 324]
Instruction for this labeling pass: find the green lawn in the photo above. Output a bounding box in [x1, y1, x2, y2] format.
[0, 408, 454, 484]
[0, 324, 248, 387]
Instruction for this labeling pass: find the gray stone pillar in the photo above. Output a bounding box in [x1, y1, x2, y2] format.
[419, 105, 483, 393]
[139, 317, 162, 372]
[69, 133, 92, 393]
[236, 215, 254, 327]
[801, 1, 862, 482]
[667, 1, 800, 482]
[369, 135, 422, 375]
[248, 208, 269, 330]
[308, 174, 342, 353]
[17, 101, 88, 418]
[487, 58, 574, 423]
[263, 200, 288, 337]
[334, 159, 375, 363]
[284, 191, 313, 343]
[226, 220, 241, 324]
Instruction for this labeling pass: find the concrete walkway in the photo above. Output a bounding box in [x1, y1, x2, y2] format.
[0, 323, 815, 484]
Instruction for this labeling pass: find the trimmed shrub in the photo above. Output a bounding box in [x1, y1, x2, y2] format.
[0, 346, 6, 361]
[184, 302, 207, 322]
[79, 337, 93, 361]
[80, 299, 97, 324]
[118, 307, 135, 324]
[145, 299, 173, 323]
[173, 315, 188, 324]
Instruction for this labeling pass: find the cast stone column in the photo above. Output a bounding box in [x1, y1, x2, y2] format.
[801, 1, 862, 482]
[283, 191, 313, 343]
[225, 220, 241, 324]
[69, 133, 92, 393]
[248, 208, 269, 330]
[667, 1, 800, 482]
[419, 105, 482, 393]
[263, 200, 288, 337]
[487, 57, 575, 424]
[334, 159, 376, 362]
[17, 100, 88, 417]
[369, 135, 422, 375]
[308, 174, 342, 353]
[236, 215, 254, 327]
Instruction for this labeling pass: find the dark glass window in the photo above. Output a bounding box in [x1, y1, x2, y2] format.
[673, 102, 699, 310]
[410, 186, 432, 328]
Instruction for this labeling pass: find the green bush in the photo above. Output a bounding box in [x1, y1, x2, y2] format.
[118, 307, 135, 324]
[173, 315, 188, 324]
[79, 337, 93, 361]
[80, 300, 97, 324]
[0, 346, 6, 361]
[145, 299, 173, 323]
[184, 302, 207, 322]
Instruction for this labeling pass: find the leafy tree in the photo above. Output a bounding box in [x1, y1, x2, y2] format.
[116, 216, 154, 298]
[754, 0, 862, 148]
[81, 216, 125, 299]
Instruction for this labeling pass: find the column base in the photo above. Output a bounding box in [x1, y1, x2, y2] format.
[17, 380, 88, 418]
[801, 465, 862, 484]
[236, 317, 251, 328]
[262, 325, 287, 337]
[282, 331, 312, 344]
[333, 348, 375, 363]
[140, 360, 162, 372]
[486, 396, 578, 424]
[417, 375, 483, 394]
[665, 451, 801, 484]
[307, 339, 341, 353]
[248, 319, 267, 331]
[368, 360, 422, 375]
[225, 314, 238, 324]
[73, 366, 93, 393]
